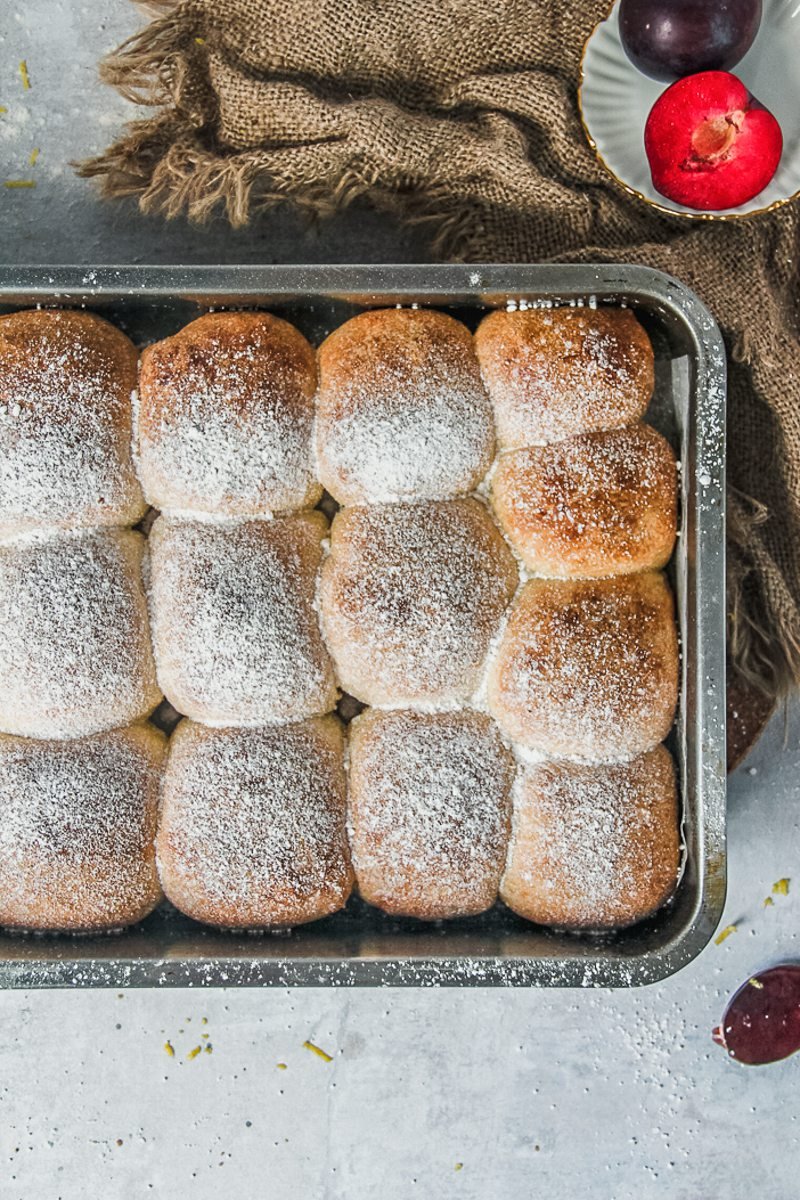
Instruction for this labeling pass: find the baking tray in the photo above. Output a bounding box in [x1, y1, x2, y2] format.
[0, 264, 727, 988]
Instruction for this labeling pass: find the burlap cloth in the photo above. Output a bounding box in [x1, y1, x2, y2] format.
[79, 0, 800, 703]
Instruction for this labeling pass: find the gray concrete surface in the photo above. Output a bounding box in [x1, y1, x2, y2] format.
[1, 4, 799, 1198]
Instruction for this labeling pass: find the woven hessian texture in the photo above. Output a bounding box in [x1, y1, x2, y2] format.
[78, 0, 800, 701]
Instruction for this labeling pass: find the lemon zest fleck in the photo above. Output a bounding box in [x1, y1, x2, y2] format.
[715, 924, 737, 945]
[204, 1044, 213, 1054]
[28, 148, 39, 166]
[164, 1041, 175, 1058]
[276, 1062, 288, 1070]
[763, 896, 775, 908]
[455, 1163, 464, 1172]
[303, 1040, 333, 1062]
[19, 61, 30, 91]
[4, 180, 35, 189]
[772, 878, 790, 896]
[195, 36, 206, 44]
[748, 978, 765, 990]
[187, 1046, 202, 1060]
[0, 108, 7, 115]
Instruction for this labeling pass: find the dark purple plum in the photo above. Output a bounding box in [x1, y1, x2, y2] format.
[619, 0, 763, 82]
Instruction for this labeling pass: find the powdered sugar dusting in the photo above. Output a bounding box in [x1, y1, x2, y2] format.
[487, 573, 679, 762]
[316, 308, 494, 503]
[501, 749, 680, 929]
[0, 297, 686, 941]
[348, 709, 516, 919]
[475, 308, 654, 448]
[157, 718, 353, 929]
[320, 498, 519, 707]
[0, 529, 161, 739]
[0, 725, 165, 932]
[492, 423, 678, 577]
[147, 514, 337, 726]
[137, 312, 320, 517]
[0, 310, 145, 537]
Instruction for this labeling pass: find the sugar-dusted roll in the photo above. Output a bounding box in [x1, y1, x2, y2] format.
[0, 529, 161, 740]
[491, 424, 678, 577]
[0, 309, 145, 538]
[316, 307, 494, 504]
[348, 708, 515, 920]
[147, 512, 337, 726]
[500, 747, 680, 930]
[320, 498, 518, 707]
[137, 311, 320, 516]
[0, 724, 165, 933]
[157, 717, 353, 929]
[475, 307, 654, 448]
[487, 572, 678, 761]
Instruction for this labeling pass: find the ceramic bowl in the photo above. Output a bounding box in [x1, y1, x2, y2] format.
[579, 0, 800, 218]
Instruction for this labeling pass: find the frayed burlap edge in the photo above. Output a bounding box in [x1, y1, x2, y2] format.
[728, 493, 800, 699]
[77, 125, 486, 255]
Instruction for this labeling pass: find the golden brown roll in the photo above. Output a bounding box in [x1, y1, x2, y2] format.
[500, 747, 680, 930]
[0, 724, 165, 933]
[147, 512, 337, 726]
[475, 307, 654, 448]
[487, 572, 678, 761]
[137, 311, 320, 516]
[320, 498, 519, 707]
[157, 717, 353, 930]
[348, 708, 515, 920]
[316, 307, 495, 503]
[0, 529, 161, 740]
[0, 309, 145, 538]
[491, 424, 678, 577]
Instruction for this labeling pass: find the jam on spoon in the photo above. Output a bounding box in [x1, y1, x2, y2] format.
[713, 965, 800, 1065]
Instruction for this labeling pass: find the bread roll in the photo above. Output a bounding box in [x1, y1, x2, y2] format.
[137, 311, 320, 516]
[147, 513, 337, 726]
[487, 572, 678, 761]
[500, 747, 680, 930]
[0, 529, 161, 739]
[0, 724, 165, 933]
[157, 717, 353, 929]
[320, 498, 518, 706]
[348, 708, 515, 920]
[475, 307, 654, 448]
[0, 309, 145, 538]
[491, 424, 677, 577]
[316, 307, 494, 503]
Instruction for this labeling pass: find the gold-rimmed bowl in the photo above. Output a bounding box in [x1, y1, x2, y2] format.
[579, 0, 800, 219]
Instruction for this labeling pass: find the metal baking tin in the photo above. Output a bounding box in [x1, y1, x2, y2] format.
[0, 264, 727, 988]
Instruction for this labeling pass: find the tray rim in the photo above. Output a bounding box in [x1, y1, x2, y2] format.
[0, 262, 727, 988]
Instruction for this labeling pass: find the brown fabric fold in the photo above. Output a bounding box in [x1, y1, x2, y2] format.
[78, 0, 800, 700]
